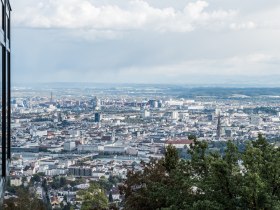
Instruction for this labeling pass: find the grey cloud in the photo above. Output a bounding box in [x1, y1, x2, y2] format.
[11, 0, 280, 85]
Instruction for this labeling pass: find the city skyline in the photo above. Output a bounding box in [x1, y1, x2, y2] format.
[12, 0, 280, 85]
[4, 1, 280, 208]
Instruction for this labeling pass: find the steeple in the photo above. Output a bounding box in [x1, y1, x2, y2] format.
[216, 112, 221, 140]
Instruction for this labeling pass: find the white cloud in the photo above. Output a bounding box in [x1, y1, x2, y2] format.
[230, 21, 256, 30]
[227, 53, 279, 67]
[12, 1, 280, 84]
[14, 0, 236, 34]
[114, 53, 280, 82]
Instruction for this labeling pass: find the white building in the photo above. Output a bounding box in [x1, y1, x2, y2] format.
[64, 141, 76, 151]
[165, 139, 193, 149]
[45, 169, 68, 176]
[78, 144, 99, 153]
[103, 146, 127, 154]
[171, 111, 178, 120]
[141, 110, 150, 118]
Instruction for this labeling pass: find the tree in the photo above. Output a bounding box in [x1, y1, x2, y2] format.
[98, 177, 113, 191]
[163, 145, 179, 173]
[108, 175, 122, 186]
[120, 146, 180, 210]
[4, 187, 46, 210]
[109, 191, 114, 203]
[22, 176, 27, 184]
[50, 176, 68, 189]
[30, 174, 41, 183]
[62, 203, 72, 210]
[77, 182, 109, 210]
[240, 134, 280, 209]
[197, 141, 242, 209]
[122, 135, 280, 210]
[60, 177, 67, 187]
[42, 178, 48, 192]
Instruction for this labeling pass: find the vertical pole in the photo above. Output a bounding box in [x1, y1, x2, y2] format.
[2, 47, 6, 178]
[7, 52, 10, 160]
[2, 0, 7, 178]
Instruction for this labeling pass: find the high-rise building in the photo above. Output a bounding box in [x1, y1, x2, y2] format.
[91, 96, 101, 110]
[141, 109, 150, 118]
[171, 111, 178, 120]
[95, 112, 102, 122]
[0, 0, 12, 200]
[149, 99, 158, 108]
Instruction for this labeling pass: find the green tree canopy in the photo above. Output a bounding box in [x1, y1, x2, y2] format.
[4, 187, 46, 210]
[121, 135, 280, 210]
[77, 182, 109, 210]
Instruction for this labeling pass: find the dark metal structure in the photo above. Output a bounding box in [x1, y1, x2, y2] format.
[0, 0, 11, 199]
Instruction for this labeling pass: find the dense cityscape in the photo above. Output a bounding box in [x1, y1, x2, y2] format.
[4, 84, 280, 209]
[4, 0, 280, 209]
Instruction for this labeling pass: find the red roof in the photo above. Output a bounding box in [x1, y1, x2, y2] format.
[166, 140, 193, 145]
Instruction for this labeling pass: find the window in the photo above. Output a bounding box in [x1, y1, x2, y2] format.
[1, 3, 3, 31]
[0, 46, 2, 177]
[6, 16, 10, 40]
[6, 51, 10, 160]
[1, 46, 7, 177]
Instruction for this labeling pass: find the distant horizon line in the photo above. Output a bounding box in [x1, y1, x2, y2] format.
[11, 82, 280, 89]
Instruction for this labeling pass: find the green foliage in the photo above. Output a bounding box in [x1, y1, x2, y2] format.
[30, 174, 41, 183]
[62, 203, 73, 210]
[42, 178, 48, 192]
[51, 176, 68, 189]
[69, 178, 86, 187]
[120, 146, 180, 210]
[77, 182, 109, 210]
[98, 177, 114, 192]
[21, 176, 27, 183]
[4, 187, 46, 210]
[163, 145, 179, 173]
[122, 135, 280, 210]
[108, 175, 122, 186]
[109, 191, 114, 203]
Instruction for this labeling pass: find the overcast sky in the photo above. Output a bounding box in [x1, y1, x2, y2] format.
[12, 0, 280, 85]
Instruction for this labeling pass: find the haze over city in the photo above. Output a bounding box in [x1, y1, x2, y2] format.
[13, 0, 280, 85]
